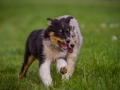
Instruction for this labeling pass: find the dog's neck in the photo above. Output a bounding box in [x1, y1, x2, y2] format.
[43, 39, 60, 50]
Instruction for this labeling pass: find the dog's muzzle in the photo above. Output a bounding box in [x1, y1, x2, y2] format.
[66, 38, 70, 43]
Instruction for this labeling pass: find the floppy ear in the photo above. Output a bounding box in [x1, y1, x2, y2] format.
[65, 16, 73, 24]
[47, 18, 53, 26]
[47, 18, 59, 26]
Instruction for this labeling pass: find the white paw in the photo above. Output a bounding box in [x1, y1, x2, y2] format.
[42, 77, 53, 86]
[62, 73, 70, 81]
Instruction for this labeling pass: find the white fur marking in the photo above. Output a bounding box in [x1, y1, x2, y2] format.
[56, 58, 67, 73]
[43, 40, 67, 61]
[39, 60, 52, 86]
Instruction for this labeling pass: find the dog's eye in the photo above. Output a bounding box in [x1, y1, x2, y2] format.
[72, 35, 74, 38]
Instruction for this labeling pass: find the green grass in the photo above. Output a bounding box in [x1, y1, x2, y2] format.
[0, 0, 120, 90]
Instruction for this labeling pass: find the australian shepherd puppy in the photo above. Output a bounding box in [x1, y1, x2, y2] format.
[19, 17, 73, 86]
[57, 15, 83, 80]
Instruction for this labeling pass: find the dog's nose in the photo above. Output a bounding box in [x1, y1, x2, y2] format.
[70, 44, 75, 48]
[66, 39, 70, 43]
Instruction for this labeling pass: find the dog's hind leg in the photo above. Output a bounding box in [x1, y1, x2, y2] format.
[19, 43, 35, 78]
[19, 54, 35, 78]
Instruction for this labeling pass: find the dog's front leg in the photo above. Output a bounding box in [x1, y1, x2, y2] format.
[39, 60, 52, 86]
[66, 53, 77, 78]
[56, 58, 68, 80]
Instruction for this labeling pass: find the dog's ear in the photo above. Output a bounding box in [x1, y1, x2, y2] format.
[66, 16, 73, 24]
[47, 18, 59, 26]
[47, 18, 53, 21]
[47, 18, 53, 26]
[65, 16, 73, 24]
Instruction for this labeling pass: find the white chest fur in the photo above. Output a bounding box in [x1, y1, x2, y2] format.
[43, 40, 67, 61]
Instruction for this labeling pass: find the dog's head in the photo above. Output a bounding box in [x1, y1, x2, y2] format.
[44, 17, 73, 51]
[56, 15, 77, 53]
[68, 26, 77, 53]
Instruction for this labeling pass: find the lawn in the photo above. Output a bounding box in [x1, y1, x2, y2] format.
[0, 0, 120, 90]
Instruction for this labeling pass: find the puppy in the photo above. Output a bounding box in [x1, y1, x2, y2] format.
[57, 15, 83, 80]
[19, 17, 73, 86]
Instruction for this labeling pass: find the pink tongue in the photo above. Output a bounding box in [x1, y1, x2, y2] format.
[61, 43, 67, 49]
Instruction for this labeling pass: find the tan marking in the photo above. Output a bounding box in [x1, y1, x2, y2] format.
[67, 54, 76, 76]
[19, 55, 35, 78]
[73, 35, 77, 44]
[49, 32, 66, 45]
[60, 30, 62, 33]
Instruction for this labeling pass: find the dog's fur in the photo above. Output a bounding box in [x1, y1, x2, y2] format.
[57, 15, 83, 79]
[19, 17, 73, 86]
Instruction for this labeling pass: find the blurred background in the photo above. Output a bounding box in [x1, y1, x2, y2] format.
[0, 0, 120, 90]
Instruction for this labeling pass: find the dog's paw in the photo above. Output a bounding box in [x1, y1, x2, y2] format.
[44, 80, 53, 87]
[62, 73, 70, 81]
[18, 73, 25, 78]
[60, 66, 67, 74]
[42, 77, 53, 87]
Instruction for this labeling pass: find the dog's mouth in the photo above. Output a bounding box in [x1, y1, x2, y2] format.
[58, 41, 68, 50]
[68, 47, 73, 53]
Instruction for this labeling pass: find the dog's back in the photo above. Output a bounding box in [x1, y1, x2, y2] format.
[25, 29, 44, 58]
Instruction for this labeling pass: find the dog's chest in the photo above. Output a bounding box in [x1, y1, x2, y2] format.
[43, 41, 67, 60]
